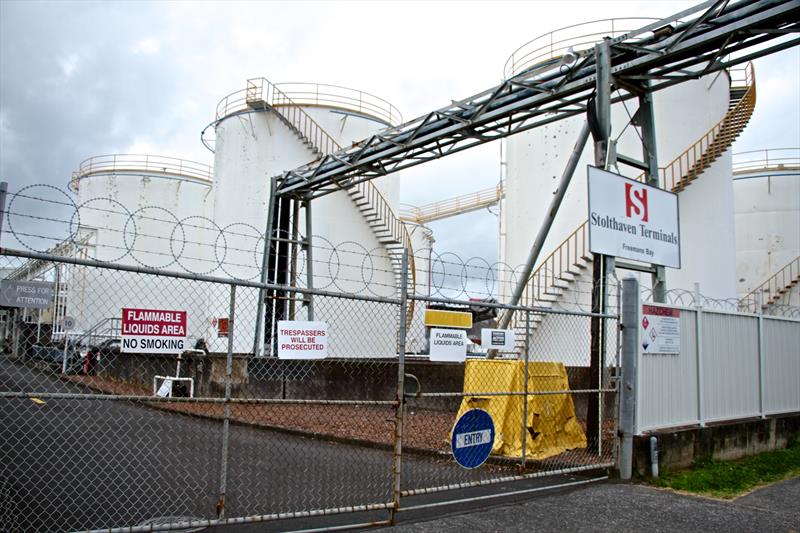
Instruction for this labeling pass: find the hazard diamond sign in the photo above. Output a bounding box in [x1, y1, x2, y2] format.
[121, 308, 187, 354]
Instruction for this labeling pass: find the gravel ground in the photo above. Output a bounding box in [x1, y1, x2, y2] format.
[64, 374, 615, 466]
[65, 374, 456, 451]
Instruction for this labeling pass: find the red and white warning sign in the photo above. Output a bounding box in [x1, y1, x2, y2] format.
[277, 321, 328, 360]
[121, 308, 187, 354]
[641, 304, 681, 354]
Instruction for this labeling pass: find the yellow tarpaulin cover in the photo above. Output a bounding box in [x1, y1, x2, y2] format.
[455, 360, 586, 460]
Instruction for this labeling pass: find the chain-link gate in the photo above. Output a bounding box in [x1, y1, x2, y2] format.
[0, 242, 619, 532]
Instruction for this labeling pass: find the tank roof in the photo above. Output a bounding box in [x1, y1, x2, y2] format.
[215, 79, 403, 127]
[503, 18, 659, 79]
[70, 154, 213, 191]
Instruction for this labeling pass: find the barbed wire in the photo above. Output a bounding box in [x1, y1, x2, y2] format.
[4, 184, 797, 316]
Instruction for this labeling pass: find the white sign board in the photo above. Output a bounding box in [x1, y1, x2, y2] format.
[429, 328, 468, 362]
[121, 308, 187, 354]
[641, 304, 681, 354]
[480, 328, 515, 350]
[587, 166, 681, 268]
[277, 321, 328, 360]
[0, 280, 55, 309]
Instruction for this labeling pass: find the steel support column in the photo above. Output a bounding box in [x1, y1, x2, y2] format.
[254, 177, 278, 356]
[637, 86, 667, 302]
[304, 198, 315, 320]
[588, 39, 612, 455]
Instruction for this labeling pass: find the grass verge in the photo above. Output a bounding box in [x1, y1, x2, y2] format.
[652, 438, 800, 499]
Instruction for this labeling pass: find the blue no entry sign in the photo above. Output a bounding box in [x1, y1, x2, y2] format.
[451, 408, 495, 469]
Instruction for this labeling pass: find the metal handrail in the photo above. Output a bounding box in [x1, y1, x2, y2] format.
[216, 81, 402, 126]
[71, 154, 213, 191]
[400, 183, 504, 224]
[647, 63, 756, 191]
[272, 82, 403, 126]
[733, 148, 800, 174]
[243, 78, 416, 317]
[738, 256, 800, 312]
[503, 18, 660, 79]
[513, 63, 756, 318]
[247, 78, 342, 158]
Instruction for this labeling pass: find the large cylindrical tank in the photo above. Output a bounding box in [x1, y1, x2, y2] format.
[210, 80, 411, 355]
[68, 154, 214, 342]
[501, 20, 739, 310]
[733, 148, 800, 307]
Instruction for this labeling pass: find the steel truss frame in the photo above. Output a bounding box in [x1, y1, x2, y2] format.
[274, 0, 799, 200]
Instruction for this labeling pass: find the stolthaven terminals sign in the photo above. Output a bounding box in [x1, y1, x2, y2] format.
[587, 166, 681, 268]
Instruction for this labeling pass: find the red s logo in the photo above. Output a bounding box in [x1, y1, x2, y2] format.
[625, 183, 648, 222]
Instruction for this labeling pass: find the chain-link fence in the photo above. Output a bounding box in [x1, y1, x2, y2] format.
[0, 243, 619, 532]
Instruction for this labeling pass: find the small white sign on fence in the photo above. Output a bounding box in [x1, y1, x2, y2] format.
[480, 328, 515, 350]
[277, 321, 328, 359]
[429, 328, 468, 362]
[641, 304, 681, 354]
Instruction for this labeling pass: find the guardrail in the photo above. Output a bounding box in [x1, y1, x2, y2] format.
[400, 184, 504, 224]
[71, 154, 213, 191]
[503, 18, 659, 79]
[733, 148, 800, 174]
[246, 78, 342, 157]
[216, 81, 402, 126]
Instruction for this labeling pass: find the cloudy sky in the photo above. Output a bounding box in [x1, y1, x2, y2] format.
[1, 0, 798, 262]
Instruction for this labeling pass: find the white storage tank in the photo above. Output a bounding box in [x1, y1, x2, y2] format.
[210, 79, 420, 355]
[733, 148, 800, 309]
[500, 19, 740, 311]
[67, 154, 215, 343]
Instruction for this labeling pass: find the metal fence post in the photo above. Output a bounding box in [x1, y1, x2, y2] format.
[757, 314, 766, 418]
[619, 276, 639, 480]
[390, 249, 409, 524]
[695, 304, 705, 427]
[521, 309, 530, 468]
[0, 181, 8, 246]
[217, 283, 236, 519]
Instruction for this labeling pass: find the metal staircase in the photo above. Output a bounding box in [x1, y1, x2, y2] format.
[511, 63, 757, 338]
[70, 317, 122, 347]
[738, 256, 800, 312]
[244, 78, 416, 308]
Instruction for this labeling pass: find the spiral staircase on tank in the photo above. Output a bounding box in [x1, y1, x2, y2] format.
[506, 63, 757, 339]
[401, 63, 758, 340]
[242, 79, 416, 323]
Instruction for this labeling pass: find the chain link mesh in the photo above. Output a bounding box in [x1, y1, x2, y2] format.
[1, 217, 620, 530]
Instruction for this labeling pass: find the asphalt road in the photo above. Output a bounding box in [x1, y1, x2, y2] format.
[375, 477, 800, 533]
[2, 356, 590, 533]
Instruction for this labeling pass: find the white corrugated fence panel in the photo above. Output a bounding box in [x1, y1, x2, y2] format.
[701, 312, 760, 422]
[637, 307, 698, 433]
[762, 317, 800, 415]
